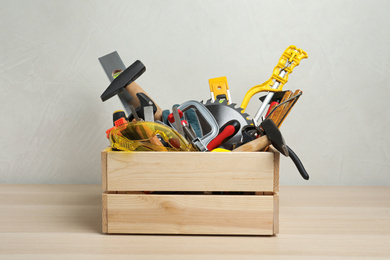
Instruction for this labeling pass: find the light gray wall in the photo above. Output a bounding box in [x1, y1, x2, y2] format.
[1, 0, 389, 185]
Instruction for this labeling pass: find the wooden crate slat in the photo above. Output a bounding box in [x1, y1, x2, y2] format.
[273, 193, 279, 234]
[102, 193, 108, 233]
[271, 146, 280, 193]
[104, 193, 275, 235]
[101, 148, 109, 191]
[105, 151, 275, 192]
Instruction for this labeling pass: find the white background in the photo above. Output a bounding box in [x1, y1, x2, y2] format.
[1, 0, 389, 185]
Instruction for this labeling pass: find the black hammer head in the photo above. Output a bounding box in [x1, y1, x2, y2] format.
[261, 119, 289, 156]
[100, 60, 146, 102]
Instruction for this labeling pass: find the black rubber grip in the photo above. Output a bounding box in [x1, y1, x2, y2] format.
[287, 145, 310, 180]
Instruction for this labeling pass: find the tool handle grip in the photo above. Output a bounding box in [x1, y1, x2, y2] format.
[232, 135, 270, 152]
[287, 145, 309, 180]
[125, 82, 163, 121]
[207, 125, 236, 151]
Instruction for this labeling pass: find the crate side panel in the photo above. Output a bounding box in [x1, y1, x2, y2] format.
[267, 146, 280, 193]
[106, 194, 274, 235]
[102, 193, 108, 233]
[105, 151, 275, 192]
[101, 148, 109, 191]
[273, 193, 279, 234]
[274, 150, 280, 193]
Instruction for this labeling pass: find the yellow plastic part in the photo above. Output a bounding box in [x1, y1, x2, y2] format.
[109, 121, 196, 152]
[209, 76, 231, 103]
[240, 45, 308, 112]
[211, 148, 231, 152]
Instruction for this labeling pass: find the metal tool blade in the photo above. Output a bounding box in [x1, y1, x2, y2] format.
[144, 106, 154, 122]
[98, 51, 133, 115]
[99, 51, 126, 81]
[252, 70, 287, 125]
[129, 105, 141, 121]
[172, 106, 185, 137]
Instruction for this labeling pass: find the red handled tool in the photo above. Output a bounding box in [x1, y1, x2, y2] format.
[265, 101, 279, 118]
[167, 109, 183, 124]
[207, 120, 240, 151]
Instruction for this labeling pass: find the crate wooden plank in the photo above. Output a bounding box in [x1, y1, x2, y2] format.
[102, 193, 108, 233]
[101, 148, 109, 191]
[273, 193, 279, 234]
[270, 146, 280, 193]
[103, 193, 275, 235]
[103, 150, 275, 192]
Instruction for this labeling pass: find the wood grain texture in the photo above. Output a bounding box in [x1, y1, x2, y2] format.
[104, 193, 275, 235]
[276, 89, 302, 127]
[270, 146, 280, 192]
[104, 150, 275, 192]
[1, 185, 389, 258]
[101, 148, 109, 191]
[101, 193, 107, 233]
[268, 91, 292, 124]
[232, 135, 270, 152]
[273, 193, 279, 234]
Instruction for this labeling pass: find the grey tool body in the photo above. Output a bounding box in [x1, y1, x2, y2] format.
[203, 99, 251, 150]
[98, 51, 133, 116]
[176, 100, 219, 151]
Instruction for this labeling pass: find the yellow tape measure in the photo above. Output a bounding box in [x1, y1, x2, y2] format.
[208, 76, 232, 104]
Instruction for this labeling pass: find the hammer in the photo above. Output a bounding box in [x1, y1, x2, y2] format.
[233, 119, 288, 155]
[233, 119, 309, 180]
[100, 60, 163, 121]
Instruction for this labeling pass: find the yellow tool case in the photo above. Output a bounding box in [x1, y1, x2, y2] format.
[101, 147, 280, 235]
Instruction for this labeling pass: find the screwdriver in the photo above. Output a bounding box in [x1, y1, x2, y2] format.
[207, 120, 240, 151]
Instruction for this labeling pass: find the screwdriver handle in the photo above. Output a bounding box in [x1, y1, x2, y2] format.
[207, 120, 241, 151]
[287, 145, 309, 180]
[207, 125, 236, 151]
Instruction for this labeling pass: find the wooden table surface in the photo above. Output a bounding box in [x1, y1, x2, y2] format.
[0, 185, 389, 259]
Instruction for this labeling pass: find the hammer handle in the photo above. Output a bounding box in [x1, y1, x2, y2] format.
[232, 135, 271, 152]
[125, 82, 163, 121]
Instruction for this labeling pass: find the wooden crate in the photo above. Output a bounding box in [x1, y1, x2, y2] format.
[101, 147, 280, 235]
